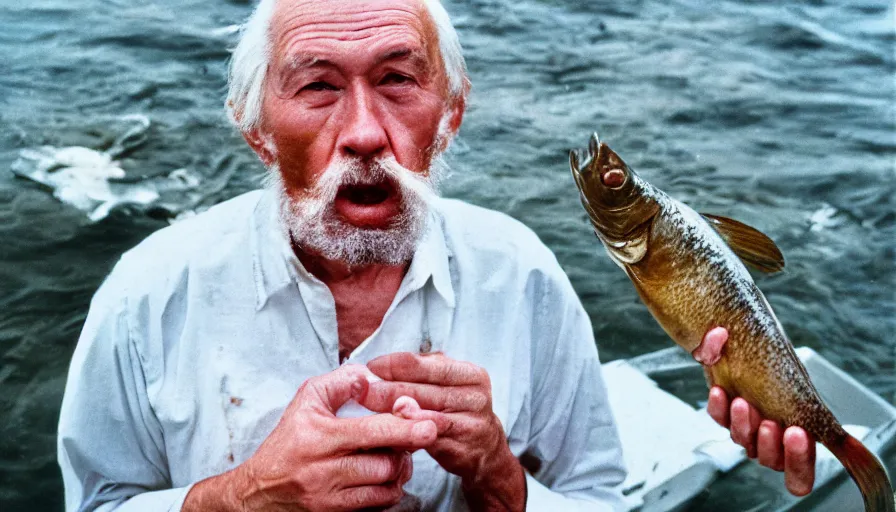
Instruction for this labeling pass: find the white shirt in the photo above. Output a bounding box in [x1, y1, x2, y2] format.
[58, 189, 627, 511]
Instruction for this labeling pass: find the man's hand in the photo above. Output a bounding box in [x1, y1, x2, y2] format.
[698, 327, 816, 497]
[362, 353, 526, 512]
[183, 365, 438, 512]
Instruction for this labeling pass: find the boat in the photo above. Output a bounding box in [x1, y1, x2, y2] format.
[601, 346, 896, 511]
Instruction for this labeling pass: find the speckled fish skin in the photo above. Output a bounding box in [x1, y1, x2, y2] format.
[569, 134, 894, 512]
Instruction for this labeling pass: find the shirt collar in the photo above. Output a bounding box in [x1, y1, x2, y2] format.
[401, 205, 456, 308]
[251, 190, 455, 311]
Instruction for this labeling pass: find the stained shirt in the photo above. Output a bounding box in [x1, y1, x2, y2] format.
[57, 189, 627, 511]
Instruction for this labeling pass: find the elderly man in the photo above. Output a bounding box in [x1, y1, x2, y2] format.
[57, 0, 816, 510]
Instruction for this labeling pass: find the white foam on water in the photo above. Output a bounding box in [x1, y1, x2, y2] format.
[11, 145, 158, 221]
[8, 115, 215, 222]
[809, 203, 842, 232]
[209, 24, 241, 38]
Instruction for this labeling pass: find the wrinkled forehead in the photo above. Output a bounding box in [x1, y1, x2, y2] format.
[268, 0, 440, 66]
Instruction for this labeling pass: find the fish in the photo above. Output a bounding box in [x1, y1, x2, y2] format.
[569, 133, 894, 512]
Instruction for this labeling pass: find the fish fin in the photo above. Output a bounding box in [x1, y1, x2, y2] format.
[701, 214, 785, 273]
[826, 433, 895, 512]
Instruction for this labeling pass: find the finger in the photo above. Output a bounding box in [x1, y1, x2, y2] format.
[707, 387, 730, 428]
[364, 381, 490, 413]
[392, 396, 456, 436]
[330, 451, 408, 487]
[392, 403, 486, 462]
[303, 365, 373, 414]
[335, 413, 437, 452]
[757, 420, 785, 471]
[368, 352, 486, 386]
[693, 327, 728, 366]
[420, 435, 473, 465]
[398, 451, 413, 486]
[783, 427, 815, 496]
[392, 396, 422, 416]
[730, 398, 762, 458]
[337, 484, 404, 511]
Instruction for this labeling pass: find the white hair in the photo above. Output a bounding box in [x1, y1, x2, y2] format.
[226, 0, 469, 133]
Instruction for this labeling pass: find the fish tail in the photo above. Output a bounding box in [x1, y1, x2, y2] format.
[826, 433, 895, 512]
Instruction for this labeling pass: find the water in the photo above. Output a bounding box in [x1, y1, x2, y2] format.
[1, 0, 893, 509]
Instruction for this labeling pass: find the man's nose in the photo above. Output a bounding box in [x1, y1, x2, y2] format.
[339, 86, 388, 158]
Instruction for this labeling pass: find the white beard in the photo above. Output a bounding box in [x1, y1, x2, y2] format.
[266, 155, 448, 267]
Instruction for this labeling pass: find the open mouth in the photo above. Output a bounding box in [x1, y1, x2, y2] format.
[338, 183, 392, 205]
[333, 178, 402, 228]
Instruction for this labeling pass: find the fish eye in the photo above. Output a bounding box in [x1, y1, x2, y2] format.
[601, 168, 626, 188]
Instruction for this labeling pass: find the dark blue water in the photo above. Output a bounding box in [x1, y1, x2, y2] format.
[1, 1, 893, 509]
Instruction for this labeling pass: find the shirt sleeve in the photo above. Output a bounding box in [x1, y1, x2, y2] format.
[521, 268, 628, 511]
[57, 269, 191, 512]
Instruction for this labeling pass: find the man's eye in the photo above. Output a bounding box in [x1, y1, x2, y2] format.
[380, 73, 414, 86]
[300, 81, 338, 92]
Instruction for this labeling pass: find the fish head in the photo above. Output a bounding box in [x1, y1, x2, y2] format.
[569, 133, 660, 242]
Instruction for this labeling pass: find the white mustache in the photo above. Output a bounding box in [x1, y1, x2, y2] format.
[303, 156, 438, 218]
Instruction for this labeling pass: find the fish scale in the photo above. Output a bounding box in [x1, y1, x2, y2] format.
[569, 133, 894, 512]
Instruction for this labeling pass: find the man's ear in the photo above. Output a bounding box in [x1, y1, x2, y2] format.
[446, 94, 466, 138]
[242, 128, 276, 166]
[433, 94, 467, 155]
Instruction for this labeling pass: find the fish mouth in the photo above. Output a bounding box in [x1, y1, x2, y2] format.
[568, 133, 597, 186]
[569, 133, 627, 191]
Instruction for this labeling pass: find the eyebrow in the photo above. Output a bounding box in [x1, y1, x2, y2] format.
[282, 54, 333, 73]
[281, 46, 431, 76]
[375, 47, 431, 72]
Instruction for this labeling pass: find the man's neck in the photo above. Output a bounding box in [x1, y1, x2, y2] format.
[294, 244, 410, 360]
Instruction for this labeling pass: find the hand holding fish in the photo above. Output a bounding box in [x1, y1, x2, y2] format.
[698, 327, 817, 496]
[365, 352, 527, 512]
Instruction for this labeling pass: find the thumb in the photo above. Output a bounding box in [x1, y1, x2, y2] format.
[693, 326, 728, 366]
[392, 396, 453, 436]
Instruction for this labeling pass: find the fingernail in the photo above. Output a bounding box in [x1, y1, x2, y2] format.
[715, 327, 729, 343]
[350, 380, 364, 399]
[393, 396, 418, 417]
[707, 326, 726, 342]
[395, 404, 411, 419]
[784, 427, 808, 452]
[393, 398, 408, 415]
